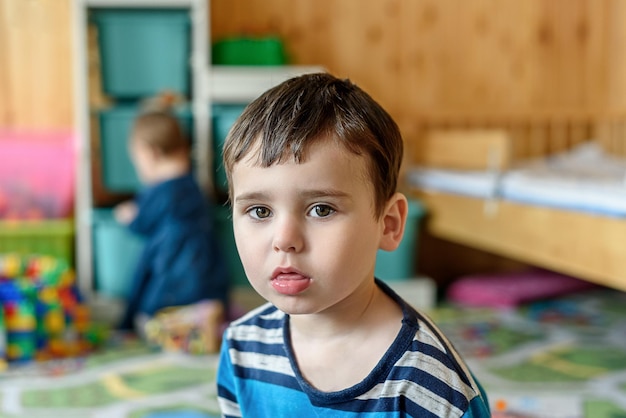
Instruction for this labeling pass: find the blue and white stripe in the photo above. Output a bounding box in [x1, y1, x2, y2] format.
[217, 281, 490, 417]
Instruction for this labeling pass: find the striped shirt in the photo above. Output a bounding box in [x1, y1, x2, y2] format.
[217, 280, 490, 417]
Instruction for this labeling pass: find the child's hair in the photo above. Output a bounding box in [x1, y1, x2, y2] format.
[131, 93, 189, 155]
[222, 72, 403, 218]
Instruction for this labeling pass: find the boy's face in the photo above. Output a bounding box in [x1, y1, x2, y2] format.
[231, 137, 387, 316]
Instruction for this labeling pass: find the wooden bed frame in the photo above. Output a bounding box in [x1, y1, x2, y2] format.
[406, 113, 626, 292]
[412, 191, 626, 292]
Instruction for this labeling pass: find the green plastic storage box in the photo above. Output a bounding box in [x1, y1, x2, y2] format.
[92, 9, 191, 98]
[0, 219, 75, 265]
[375, 199, 425, 281]
[212, 36, 287, 66]
[212, 104, 247, 194]
[92, 209, 145, 299]
[98, 104, 193, 193]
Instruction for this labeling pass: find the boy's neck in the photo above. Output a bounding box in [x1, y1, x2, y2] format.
[288, 280, 400, 339]
[147, 158, 190, 184]
[287, 282, 404, 392]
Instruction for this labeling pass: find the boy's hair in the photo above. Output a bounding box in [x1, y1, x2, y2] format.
[222, 72, 403, 218]
[131, 99, 189, 155]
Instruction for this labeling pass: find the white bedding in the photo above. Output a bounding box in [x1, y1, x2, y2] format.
[407, 142, 626, 217]
[406, 168, 499, 198]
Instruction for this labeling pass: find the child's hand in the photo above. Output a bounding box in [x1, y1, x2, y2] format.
[114, 201, 138, 225]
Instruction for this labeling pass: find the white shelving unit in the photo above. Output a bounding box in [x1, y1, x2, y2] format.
[73, 0, 324, 301]
[72, 0, 210, 300]
[209, 65, 325, 103]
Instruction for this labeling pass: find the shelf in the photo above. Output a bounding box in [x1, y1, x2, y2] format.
[83, 0, 199, 7]
[209, 65, 325, 103]
[73, 0, 209, 299]
[74, 0, 324, 300]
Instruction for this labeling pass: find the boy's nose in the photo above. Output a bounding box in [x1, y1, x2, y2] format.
[272, 216, 304, 253]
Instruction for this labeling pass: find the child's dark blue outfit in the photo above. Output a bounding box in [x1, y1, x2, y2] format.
[119, 173, 230, 330]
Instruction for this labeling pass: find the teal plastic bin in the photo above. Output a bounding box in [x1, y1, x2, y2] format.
[92, 9, 191, 98]
[98, 104, 193, 193]
[92, 206, 248, 301]
[212, 104, 247, 194]
[92, 209, 145, 299]
[375, 199, 425, 281]
[214, 205, 248, 287]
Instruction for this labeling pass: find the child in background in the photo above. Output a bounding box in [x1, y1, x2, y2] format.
[115, 96, 230, 336]
[217, 73, 491, 417]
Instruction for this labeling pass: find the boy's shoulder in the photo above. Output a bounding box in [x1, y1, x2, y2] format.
[223, 303, 287, 352]
[226, 303, 283, 332]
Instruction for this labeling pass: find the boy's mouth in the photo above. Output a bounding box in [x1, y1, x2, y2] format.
[271, 267, 311, 295]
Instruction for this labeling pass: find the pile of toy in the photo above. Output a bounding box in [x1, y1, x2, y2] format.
[0, 254, 104, 367]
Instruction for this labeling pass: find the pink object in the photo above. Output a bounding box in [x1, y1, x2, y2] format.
[447, 269, 597, 308]
[0, 131, 75, 219]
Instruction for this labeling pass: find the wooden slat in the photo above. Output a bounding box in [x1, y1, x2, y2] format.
[0, 1, 624, 142]
[210, 1, 626, 123]
[412, 129, 512, 170]
[415, 191, 626, 291]
[0, 2, 8, 125]
[0, 0, 74, 130]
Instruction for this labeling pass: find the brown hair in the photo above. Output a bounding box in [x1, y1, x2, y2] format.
[222, 72, 403, 218]
[131, 95, 189, 155]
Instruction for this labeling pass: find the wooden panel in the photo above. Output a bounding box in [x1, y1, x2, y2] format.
[211, 0, 626, 128]
[0, 0, 74, 130]
[415, 191, 626, 291]
[408, 112, 602, 162]
[606, 0, 626, 111]
[0, 2, 7, 125]
[0, 0, 624, 137]
[413, 129, 512, 170]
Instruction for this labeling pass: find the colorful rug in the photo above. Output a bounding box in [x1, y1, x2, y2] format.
[0, 334, 221, 418]
[0, 287, 625, 417]
[434, 287, 626, 418]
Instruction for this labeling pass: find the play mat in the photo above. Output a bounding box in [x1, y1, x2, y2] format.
[0, 333, 221, 418]
[434, 287, 626, 418]
[0, 287, 625, 417]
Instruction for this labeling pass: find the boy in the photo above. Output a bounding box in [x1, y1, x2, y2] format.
[217, 73, 490, 417]
[115, 98, 230, 333]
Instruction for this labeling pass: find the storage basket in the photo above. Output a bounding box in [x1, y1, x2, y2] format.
[212, 104, 247, 194]
[375, 199, 425, 281]
[98, 104, 193, 193]
[92, 9, 191, 98]
[92, 206, 249, 299]
[214, 205, 247, 287]
[212, 36, 287, 66]
[92, 209, 144, 299]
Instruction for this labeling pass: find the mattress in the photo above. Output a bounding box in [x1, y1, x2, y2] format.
[500, 143, 626, 217]
[408, 142, 626, 217]
[406, 167, 499, 198]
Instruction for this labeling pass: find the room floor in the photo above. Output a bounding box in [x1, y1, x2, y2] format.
[0, 285, 625, 418]
[437, 287, 626, 418]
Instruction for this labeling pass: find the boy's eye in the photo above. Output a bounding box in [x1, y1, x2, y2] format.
[310, 204, 334, 218]
[249, 206, 272, 219]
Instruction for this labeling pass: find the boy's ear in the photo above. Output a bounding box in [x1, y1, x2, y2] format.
[379, 193, 408, 252]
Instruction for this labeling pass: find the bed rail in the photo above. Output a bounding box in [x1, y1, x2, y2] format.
[405, 112, 626, 165]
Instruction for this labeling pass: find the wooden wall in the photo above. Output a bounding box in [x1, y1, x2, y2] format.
[1, 0, 626, 137]
[1, 0, 624, 285]
[212, 0, 626, 143]
[211, 0, 626, 286]
[0, 0, 74, 130]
